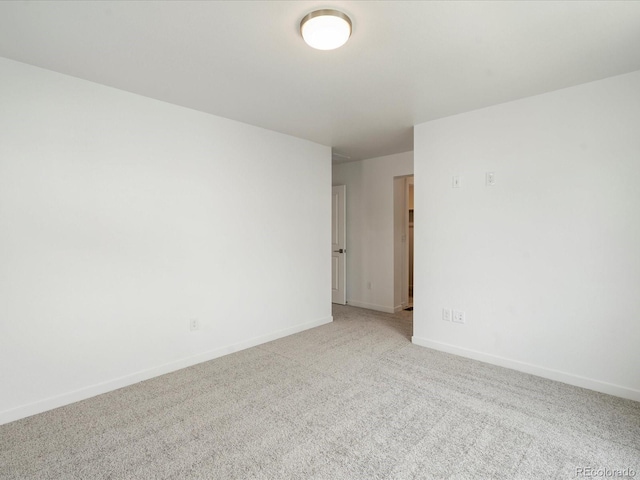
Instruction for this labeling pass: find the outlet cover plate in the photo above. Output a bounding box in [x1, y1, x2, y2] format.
[452, 310, 465, 324]
[486, 172, 496, 186]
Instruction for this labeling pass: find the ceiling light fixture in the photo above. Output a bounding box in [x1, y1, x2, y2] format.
[300, 9, 352, 50]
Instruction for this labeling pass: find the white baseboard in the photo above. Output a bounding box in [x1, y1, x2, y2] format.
[412, 336, 640, 403]
[347, 300, 396, 314]
[0, 315, 333, 426]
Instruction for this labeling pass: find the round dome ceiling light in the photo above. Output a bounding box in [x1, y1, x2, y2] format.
[300, 9, 352, 50]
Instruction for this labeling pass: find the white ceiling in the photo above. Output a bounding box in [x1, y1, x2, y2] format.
[1, 1, 639, 162]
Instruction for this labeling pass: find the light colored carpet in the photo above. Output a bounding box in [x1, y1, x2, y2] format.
[1, 305, 638, 479]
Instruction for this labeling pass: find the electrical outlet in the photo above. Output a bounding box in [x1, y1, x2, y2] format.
[442, 308, 452, 322]
[486, 172, 496, 186]
[189, 318, 200, 331]
[452, 310, 466, 324]
[452, 176, 461, 188]
[367, 281, 372, 290]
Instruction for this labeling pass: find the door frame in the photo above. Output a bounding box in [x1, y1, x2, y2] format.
[331, 185, 347, 305]
[394, 175, 414, 310]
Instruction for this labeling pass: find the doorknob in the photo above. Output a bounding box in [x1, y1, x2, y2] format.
[333, 248, 345, 253]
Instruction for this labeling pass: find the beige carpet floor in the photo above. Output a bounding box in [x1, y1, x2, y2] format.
[1, 305, 638, 479]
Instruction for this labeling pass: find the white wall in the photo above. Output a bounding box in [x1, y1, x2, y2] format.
[0, 58, 331, 424]
[332, 152, 413, 313]
[413, 70, 640, 401]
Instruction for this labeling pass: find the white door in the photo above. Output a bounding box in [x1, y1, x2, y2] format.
[332, 185, 346, 305]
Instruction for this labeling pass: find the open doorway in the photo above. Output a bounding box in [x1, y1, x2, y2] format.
[408, 179, 414, 308]
[393, 175, 414, 311]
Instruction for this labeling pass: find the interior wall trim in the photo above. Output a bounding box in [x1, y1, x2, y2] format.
[0, 315, 333, 426]
[412, 336, 640, 402]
